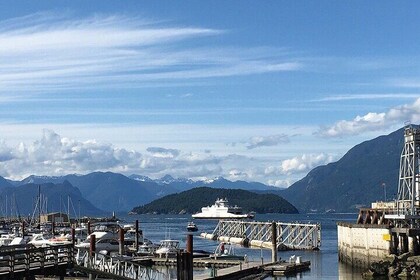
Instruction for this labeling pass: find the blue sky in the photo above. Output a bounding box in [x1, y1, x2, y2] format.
[0, 1, 419, 186]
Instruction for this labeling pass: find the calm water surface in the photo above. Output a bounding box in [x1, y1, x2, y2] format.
[120, 213, 365, 279]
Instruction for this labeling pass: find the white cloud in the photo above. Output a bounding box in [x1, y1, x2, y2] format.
[267, 179, 291, 188]
[245, 134, 290, 149]
[316, 97, 420, 137]
[265, 153, 335, 176]
[0, 129, 231, 180]
[0, 12, 302, 94]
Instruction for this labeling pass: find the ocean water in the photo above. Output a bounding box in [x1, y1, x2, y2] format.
[120, 213, 365, 279]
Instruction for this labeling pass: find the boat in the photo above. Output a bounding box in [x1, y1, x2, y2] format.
[192, 198, 255, 219]
[209, 242, 245, 261]
[136, 239, 159, 256]
[155, 239, 180, 257]
[28, 233, 71, 247]
[75, 232, 121, 253]
[186, 221, 198, 232]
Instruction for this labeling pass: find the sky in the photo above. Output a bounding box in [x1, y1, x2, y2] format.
[0, 1, 419, 187]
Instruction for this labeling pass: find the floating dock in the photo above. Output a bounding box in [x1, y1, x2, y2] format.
[194, 260, 310, 280]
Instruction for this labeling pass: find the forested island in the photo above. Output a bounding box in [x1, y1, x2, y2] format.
[131, 187, 298, 214]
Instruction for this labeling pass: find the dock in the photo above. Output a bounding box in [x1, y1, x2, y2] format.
[264, 261, 311, 276]
[194, 260, 310, 279]
[132, 256, 243, 268]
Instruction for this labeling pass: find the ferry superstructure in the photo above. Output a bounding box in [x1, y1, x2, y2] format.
[192, 198, 254, 219]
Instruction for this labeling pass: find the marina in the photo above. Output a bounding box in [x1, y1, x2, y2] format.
[0, 212, 358, 279]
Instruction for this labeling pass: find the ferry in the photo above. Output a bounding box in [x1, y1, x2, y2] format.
[192, 198, 254, 219]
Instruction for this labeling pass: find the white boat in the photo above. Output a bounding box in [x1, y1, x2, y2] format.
[75, 231, 121, 253]
[155, 239, 180, 257]
[192, 198, 255, 219]
[28, 233, 71, 247]
[136, 239, 159, 256]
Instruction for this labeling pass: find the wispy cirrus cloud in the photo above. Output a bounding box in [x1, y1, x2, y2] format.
[313, 93, 420, 102]
[316, 97, 420, 137]
[0, 12, 302, 93]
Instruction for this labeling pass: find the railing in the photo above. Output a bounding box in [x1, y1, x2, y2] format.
[75, 249, 163, 280]
[0, 244, 73, 276]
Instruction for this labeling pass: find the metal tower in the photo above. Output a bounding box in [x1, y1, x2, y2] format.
[396, 125, 420, 217]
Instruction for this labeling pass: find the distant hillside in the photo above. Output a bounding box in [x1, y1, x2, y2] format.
[0, 181, 103, 216]
[17, 172, 278, 212]
[132, 187, 298, 214]
[20, 172, 177, 212]
[281, 127, 406, 213]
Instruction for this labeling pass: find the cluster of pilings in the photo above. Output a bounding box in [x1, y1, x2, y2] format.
[390, 228, 420, 255]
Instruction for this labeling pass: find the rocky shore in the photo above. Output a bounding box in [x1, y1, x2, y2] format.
[362, 253, 420, 279]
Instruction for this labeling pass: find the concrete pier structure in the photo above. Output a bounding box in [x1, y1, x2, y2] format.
[337, 223, 391, 268]
[338, 125, 420, 268]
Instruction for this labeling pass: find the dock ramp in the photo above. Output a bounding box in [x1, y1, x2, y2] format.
[201, 220, 321, 250]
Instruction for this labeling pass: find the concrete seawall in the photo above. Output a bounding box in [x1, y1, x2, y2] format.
[337, 222, 391, 268]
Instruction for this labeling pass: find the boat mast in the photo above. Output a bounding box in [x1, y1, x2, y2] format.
[38, 185, 41, 227]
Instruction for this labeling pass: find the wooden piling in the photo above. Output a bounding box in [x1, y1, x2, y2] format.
[186, 234, 193, 280]
[89, 234, 96, 256]
[271, 222, 277, 262]
[119, 227, 125, 255]
[87, 220, 91, 235]
[135, 220, 139, 251]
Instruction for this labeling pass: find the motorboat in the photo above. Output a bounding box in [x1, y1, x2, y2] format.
[75, 232, 120, 253]
[186, 222, 198, 232]
[28, 233, 71, 247]
[192, 198, 255, 219]
[123, 226, 144, 246]
[136, 239, 159, 256]
[210, 242, 245, 261]
[155, 239, 180, 257]
[0, 234, 16, 246]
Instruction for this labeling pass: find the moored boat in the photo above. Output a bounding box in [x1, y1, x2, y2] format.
[155, 239, 180, 257]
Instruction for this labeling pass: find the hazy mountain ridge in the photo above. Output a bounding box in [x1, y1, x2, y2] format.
[0, 181, 103, 216]
[9, 172, 278, 213]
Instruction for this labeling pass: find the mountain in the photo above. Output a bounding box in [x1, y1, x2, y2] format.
[281, 127, 406, 213]
[132, 187, 298, 215]
[129, 174, 278, 192]
[0, 176, 14, 189]
[0, 181, 103, 216]
[16, 172, 281, 213]
[20, 172, 177, 212]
